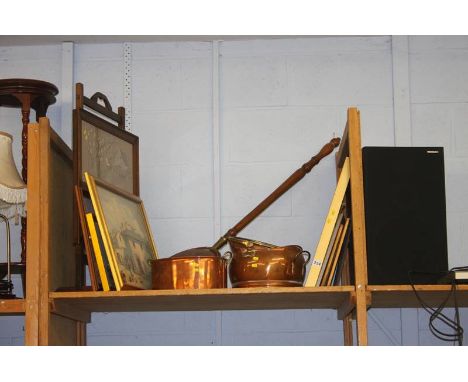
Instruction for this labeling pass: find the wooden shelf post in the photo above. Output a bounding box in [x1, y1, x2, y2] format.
[25, 118, 84, 345]
[335, 107, 370, 345]
[347, 108, 369, 345]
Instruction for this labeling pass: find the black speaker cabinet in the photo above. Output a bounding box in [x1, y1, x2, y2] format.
[362, 147, 448, 285]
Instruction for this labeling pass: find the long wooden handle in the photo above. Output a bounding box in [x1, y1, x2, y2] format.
[213, 137, 341, 249]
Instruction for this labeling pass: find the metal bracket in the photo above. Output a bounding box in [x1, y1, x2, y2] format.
[123, 42, 132, 132]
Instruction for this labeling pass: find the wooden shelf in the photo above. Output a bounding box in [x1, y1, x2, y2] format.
[23, 106, 465, 345]
[50, 286, 355, 315]
[0, 299, 25, 315]
[368, 285, 468, 308]
[24, 107, 381, 345]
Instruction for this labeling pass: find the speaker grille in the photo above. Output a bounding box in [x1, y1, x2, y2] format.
[362, 147, 448, 285]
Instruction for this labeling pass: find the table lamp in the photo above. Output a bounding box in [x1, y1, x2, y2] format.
[0, 131, 27, 299]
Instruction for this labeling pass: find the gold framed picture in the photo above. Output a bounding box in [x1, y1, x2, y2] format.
[85, 172, 158, 290]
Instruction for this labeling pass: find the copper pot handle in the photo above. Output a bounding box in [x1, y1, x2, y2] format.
[222, 251, 233, 263]
[300, 250, 311, 265]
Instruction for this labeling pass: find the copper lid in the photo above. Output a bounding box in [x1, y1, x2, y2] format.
[170, 246, 220, 259]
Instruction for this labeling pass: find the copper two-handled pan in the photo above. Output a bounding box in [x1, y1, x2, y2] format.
[151, 137, 341, 289]
[226, 236, 311, 288]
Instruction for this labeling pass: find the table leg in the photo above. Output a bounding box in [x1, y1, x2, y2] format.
[20, 99, 31, 293]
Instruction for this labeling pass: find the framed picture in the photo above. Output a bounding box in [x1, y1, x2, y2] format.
[73, 83, 138, 196]
[74, 109, 139, 195]
[74, 185, 100, 291]
[74, 185, 117, 291]
[85, 172, 158, 290]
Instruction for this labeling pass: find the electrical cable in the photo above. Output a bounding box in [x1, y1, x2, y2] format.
[409, 268, 466, 346]
[411, 277, 462, 344]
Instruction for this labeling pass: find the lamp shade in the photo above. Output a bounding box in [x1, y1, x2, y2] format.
[0, 131, 26, 219]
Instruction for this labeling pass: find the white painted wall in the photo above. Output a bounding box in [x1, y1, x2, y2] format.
[1, 36, 467, 345]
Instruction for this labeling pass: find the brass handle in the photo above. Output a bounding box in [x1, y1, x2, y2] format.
[213, 235, 228, 251]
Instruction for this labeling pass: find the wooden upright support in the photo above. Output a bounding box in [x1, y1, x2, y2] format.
[335, 108, 370, 345]
[24, 121, 43, 345]
[25, 118, 84, 345]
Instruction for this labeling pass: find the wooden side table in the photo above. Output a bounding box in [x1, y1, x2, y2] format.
[0, 78, 58, 294]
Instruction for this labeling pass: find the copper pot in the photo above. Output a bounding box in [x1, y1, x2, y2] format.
[227, 237, 311, 288]
[151, 247, 229, 289]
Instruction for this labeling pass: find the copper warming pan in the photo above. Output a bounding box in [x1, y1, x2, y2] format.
[151, 137, 340, 290]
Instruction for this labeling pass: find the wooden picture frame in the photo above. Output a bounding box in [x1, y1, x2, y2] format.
[73, 109, 139, 196]
[84, 172, 158, 291]
[74, 185, 117, 291]
[73, 83, 139, 196]
[72, 83, 139, 292]
[74, 185, 100, 291]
